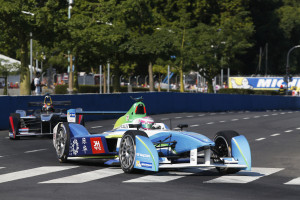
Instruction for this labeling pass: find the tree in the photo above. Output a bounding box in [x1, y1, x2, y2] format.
[187, 0, 254, 92]
[119, 0, 174, 92]
[0, 0, 68, 95]
[0, 58, 21, 95]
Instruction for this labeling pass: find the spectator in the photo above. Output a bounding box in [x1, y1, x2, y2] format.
[34, 72, 42, 95]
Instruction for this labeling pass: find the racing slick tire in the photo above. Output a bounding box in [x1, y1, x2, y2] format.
[213, 130, 240, 174]
[119, 130, 148, 173]
[53, 122, 70, 163]
[9, 113, 21, 140]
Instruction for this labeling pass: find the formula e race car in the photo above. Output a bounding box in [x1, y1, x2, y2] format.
[53, 97, 251, 174]
[9, 95, 83, 140]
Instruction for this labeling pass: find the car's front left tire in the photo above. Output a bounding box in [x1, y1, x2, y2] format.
[119, 130, 148, 173]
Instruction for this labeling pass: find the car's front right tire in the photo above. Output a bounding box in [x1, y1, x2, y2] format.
[54, 123, 70, 163]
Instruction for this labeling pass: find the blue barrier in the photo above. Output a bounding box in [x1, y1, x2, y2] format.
[1, 92, 300, 130]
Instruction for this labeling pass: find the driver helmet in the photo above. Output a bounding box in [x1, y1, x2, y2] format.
[140, 116, 154, 130]
[42, 103, 54, 112]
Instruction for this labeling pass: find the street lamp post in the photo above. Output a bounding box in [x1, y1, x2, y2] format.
[30, 32, 33, 82]
[99, 65, 102, 94]
[286, 45, 300, 95]
[68, 0, 74, 94]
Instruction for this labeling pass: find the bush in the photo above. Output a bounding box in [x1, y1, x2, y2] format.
[79, 85, 100, 93]
[54, 85, 68, 94]
[218, 88, 279, 95]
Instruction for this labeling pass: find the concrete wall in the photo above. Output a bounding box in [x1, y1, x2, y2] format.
[1, 92, 300, 130]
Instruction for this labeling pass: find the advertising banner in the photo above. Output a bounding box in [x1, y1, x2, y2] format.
[229, 77, 300, 90]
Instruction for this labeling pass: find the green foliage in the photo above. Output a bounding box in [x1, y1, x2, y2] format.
[54, 84, 68, 94]
[78, 85, 100, 93]
[218, 88, 279, 96]
[2, 0, 300, 95]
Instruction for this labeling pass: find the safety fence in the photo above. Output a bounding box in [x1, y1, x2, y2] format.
[1, 92, 299, 129]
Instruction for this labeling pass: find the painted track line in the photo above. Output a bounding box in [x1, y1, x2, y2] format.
[270, 133, 280, 137]
[0, 166, 77, 184]
[284, 177, 300, 185]
[191, 125, 199, 127]
[285, 130, 293, 133]
[91, 126, 103, 129]
[24, 149, 47, 154]
[124, 168, 209, 183]
[40, 168, 123, 184]
[256, 138, 266, 141]
[204, 168, 283, 184]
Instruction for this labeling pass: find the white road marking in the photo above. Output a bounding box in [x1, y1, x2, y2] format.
[270, 133, 280, 137]
[263, 115, 269, 117]
[280, 113, 286, 114]
[272, 114, 278, 116]
[175, 117, 182, 119]
[91, 126, 103, 129]
[24, 149, 47, 154]
[243, 117, 250, 120]
[186, 115, 194, 118]
[173, 128, 181, 130]
[254, 116, 260, 118]
[220, 112, 226, 114]
[296, 127, 300, 130]
[5, 137, 9, 139]
[0, 156, 3, 158]
[285, 130, 293, 133]
[288, 112, 293, 114]
[160, 118, 169, 120]
[210, 113, 216, 115]
[205, 167, 283, 184]
[0, 167, 4, 169]
[219, 121, 226, 123]
[191, 125, 199, 127]
[40, 168, 123, 184]
[256, 138, 266, 141]
[0, 166, 77, 184]
[285, 177, 300, 185]
[231, 119, 239, 121]
[206, 122, 214, 125]
[124, 168, 209, 183]
[198, 114, 205, 117]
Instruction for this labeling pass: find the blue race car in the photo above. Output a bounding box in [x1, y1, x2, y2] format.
[53, 97, 251, 174]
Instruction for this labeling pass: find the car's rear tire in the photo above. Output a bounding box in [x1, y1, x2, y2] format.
[119, 130, 148, 173]
[54, 123, 70, 163]
[213, 130, 240, 174]
[9, 113, 21, 140]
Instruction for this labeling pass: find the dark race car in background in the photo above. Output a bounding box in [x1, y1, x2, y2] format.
[9, 95, 84, 140]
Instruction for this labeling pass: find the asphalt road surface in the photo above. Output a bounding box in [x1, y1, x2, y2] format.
[0, 110, 299, 199]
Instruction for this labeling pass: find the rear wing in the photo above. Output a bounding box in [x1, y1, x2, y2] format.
[28, 101, 71, 107]
[67, 109, 126, 123]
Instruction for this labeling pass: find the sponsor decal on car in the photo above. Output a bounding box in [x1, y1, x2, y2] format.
[71, 139, 79, 156]
[136, 160, 152, 168]
[67, 111, 76, 123]
[136, 153, 150, 158]
[90, 137, 105, 154]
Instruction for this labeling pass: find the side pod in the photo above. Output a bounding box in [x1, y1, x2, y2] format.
[134, 135, 159, 172]
[231, 135, 251, 171]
